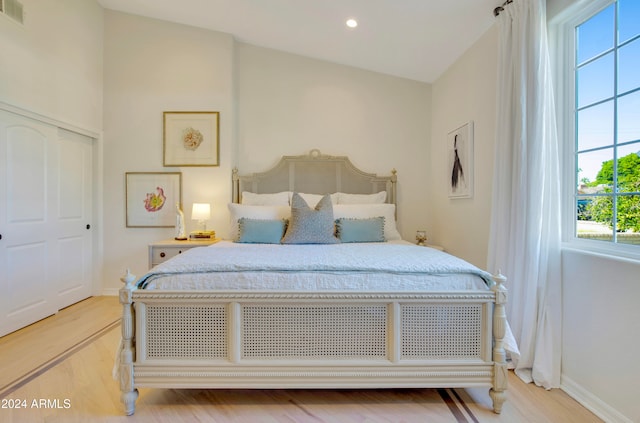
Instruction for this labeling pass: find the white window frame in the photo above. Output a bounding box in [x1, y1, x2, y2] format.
[550, 0, 640, 261]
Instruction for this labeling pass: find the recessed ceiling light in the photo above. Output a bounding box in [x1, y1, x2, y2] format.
[346, 18, 358, 28]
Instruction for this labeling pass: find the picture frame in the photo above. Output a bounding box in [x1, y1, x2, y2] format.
[163, 111, 220, 166]
[126, 172, 182, 227]
[447, 121, 474, 199]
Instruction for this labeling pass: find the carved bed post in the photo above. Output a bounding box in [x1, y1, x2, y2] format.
[489, 272, 508, 413]
[232, 168, 240, 203]
[390, 169, 397, 218]
[119, 270, 139, 416]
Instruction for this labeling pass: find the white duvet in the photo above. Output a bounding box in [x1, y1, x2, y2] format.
[139, 240, 494, 291]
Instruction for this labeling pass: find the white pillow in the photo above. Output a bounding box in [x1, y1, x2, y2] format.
[333, 204, 401, 241]
[228, 203, 291, 240]
[241, 191, 290, 206]
[337, 191, 387, 204]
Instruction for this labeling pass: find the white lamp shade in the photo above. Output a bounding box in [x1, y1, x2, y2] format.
[191, 203, 211, 221]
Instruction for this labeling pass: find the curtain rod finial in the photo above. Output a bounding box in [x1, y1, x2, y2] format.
[494, 0, 513, 17]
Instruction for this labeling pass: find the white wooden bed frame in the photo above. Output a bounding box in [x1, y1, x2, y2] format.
[117, 150, 508, 416]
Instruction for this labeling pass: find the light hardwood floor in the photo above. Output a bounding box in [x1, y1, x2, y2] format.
[0, 296, 603, 423]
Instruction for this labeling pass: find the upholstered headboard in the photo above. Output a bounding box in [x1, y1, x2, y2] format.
[232, 149, 397, 205]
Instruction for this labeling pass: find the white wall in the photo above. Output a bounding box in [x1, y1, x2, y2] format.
[102, 11, 234, 292]
[0, 0, 103, 132]
[429, 26, 498, 269]
[235, 44, 432, 241]
[561, 250, 640, 422]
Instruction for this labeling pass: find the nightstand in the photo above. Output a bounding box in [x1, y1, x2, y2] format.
[416, 242, 445, 252]
[426, 244, 445, 252]
[148, 238, 220, 268]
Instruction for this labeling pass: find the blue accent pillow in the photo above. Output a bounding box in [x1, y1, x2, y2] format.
[281, 193, 339, 244]
[237, 218, 288, 244]
[335, 217, 385, 243]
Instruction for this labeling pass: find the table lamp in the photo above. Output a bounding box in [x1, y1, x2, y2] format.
[190, 203, 215, 239]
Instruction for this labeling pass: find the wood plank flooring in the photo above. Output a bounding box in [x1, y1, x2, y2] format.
[0, 296, 122, 394]
[0, 296, 603, 422]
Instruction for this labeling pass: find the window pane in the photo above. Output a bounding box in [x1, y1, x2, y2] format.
[576, 195, 614, 241]
[618, 38, 640, 94]
[616, 143, 640, 191]
[572, 1, 640, 249]
[617, 90, 640, 144]
[577, 101, 613, 151]
[577, 52, 614, 108]
[617, 195, 640, 244]
[578, 148, 613, 187]
[577, 4, 614, 64]
[618, 0, 640, 44]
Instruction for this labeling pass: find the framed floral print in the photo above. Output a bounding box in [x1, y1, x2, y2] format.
[163, 111, 220, 166]
[126, 172, 182, 227]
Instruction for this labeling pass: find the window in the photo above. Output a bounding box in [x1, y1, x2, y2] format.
[554, 0, 640, 256]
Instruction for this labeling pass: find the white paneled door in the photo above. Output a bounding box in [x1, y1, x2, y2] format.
[56, 128, 93, 309]
[0, 110, 93, 337]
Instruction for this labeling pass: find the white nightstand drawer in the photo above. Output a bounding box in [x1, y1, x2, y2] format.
[151, 247, 183, 264]
[148, 239, 220, 268]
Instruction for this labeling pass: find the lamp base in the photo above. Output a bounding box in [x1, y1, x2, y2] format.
[189, 230, 215, 239]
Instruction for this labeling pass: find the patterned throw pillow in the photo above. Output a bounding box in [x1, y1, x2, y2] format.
[281, 193, 339, 244]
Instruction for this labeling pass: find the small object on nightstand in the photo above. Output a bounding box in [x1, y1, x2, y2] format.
[189, 230, 216, 239]
[416, 230, 427, 246]
[415, 230, 445, 251]
[175, 203, 187, 240]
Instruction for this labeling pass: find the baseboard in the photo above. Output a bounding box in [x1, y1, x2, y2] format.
[561, 375, 632, 423]
[102, 288, 120, 296]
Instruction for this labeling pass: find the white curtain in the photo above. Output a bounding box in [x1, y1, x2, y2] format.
[487, 0, 562, 389]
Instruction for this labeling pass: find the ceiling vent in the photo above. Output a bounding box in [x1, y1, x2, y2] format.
[1, 0, 25, 25]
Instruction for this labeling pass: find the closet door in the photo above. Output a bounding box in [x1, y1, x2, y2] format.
[0, 110, 59, 336]
[55, 128, 93, 308]
[0, 111, 93, 336]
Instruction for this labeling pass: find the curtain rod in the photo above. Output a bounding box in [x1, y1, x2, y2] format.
[493, 0, 513, 17]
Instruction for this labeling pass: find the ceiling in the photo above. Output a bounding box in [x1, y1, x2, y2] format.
[97, 0, 502, 83]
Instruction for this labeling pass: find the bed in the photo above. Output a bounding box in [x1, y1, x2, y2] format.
[116, 149, 510, 416]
